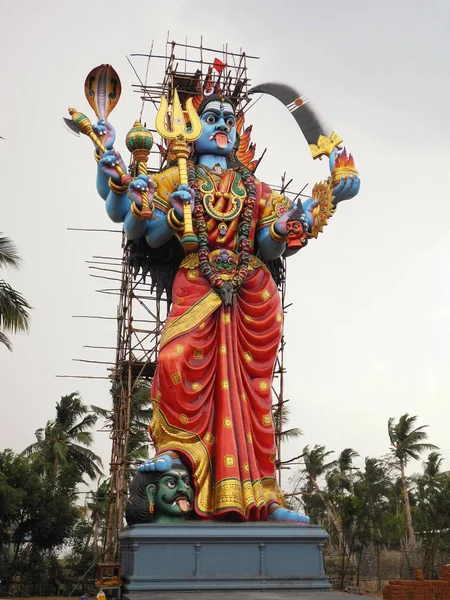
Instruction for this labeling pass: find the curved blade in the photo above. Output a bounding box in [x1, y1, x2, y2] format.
[63, 117, 80, 137]
[84, 64, 122, 120]
[249, 82, 342, 158]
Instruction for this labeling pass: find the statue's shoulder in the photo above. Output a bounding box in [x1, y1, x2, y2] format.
[152, 166, 180, 212]
[257, 183, 292, 230]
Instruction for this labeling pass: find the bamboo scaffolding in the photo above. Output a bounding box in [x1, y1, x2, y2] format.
[67, 40, 300, 564]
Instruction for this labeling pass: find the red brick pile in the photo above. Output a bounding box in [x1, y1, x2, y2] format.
[383, 567, 450, 600]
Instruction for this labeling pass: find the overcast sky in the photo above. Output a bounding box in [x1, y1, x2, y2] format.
[1, 0, 449, 487]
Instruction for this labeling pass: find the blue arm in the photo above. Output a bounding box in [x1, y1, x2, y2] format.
[123, 210, 150, 240]
[122, 207, 175, 246]
[145, 209, 176, 248]
[105, 190, 131, 224]
[257, 226, 286, 261]
[96, 160, 110, 200]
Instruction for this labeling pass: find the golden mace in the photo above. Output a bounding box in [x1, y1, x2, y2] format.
[155, 89, 202, 253]
[67, 107, 132, 185]
[125, 121, 154, 219]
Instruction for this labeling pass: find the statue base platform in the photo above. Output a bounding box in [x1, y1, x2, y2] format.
[119, 522, 330, 592]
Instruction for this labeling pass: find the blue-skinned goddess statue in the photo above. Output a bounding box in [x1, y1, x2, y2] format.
[69, 62, 360, 524]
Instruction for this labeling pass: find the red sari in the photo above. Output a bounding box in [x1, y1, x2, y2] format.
[149, 165, 289, 520]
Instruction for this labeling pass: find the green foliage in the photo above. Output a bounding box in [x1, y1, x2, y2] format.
[24, 392, 102, 480]
[92, 380, 153, 466]
[86, 478, 110, 551]
[272, 405, 303, 442]
[0, 449, 83, 594]
[0, 391, 105, 595]
[388, 414, 438, 549]
[288, 415, 448, 589]
[414, 453, 450, 578]
[388, 414, 438, 465]
[0, 234, 31, 350]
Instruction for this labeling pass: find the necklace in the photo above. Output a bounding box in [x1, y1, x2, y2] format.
[187, 161, 256, 294]
[197, 166, 246, 237]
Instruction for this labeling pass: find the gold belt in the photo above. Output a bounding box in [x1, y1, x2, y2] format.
[180, 250, 264, 280]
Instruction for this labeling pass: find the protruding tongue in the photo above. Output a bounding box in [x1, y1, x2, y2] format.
[215, 133, 228, 149]
[177, 498, 190, 512]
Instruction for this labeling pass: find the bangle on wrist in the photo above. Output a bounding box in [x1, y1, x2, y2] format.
[130, 202, 153, 221]
[167, 208, 184, 231]
[269, 222, 286, 243]
[108, 177, 128, 195]
[94, 150, 101, 163]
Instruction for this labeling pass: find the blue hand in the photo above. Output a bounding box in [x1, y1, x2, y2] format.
[138, 453, 174, 473]
[170, 184, 194, 220]
[332, 175, 361, 203]
[93, 119, 116, 150]
[329, 147, 360, 204]
[273, 201, 298, 236]
[301, 197, 319, 230]
[99, 150, 127, 183]
[128, 175, 154, 211]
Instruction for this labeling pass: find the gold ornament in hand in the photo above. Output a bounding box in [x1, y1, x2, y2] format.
[309, 182, 335, 239]
[68, 107, 131, 185]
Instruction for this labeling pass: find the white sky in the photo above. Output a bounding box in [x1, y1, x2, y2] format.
[1, 0, 449, 487]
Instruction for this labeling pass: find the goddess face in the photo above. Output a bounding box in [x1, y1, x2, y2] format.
[194, 99, 237, 157]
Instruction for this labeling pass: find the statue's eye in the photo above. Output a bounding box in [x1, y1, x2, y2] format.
[226, 117, 235, 128]
[166, 480, 176, 489]
[206, 115, 216, 124]
[184, 480, 190, 488]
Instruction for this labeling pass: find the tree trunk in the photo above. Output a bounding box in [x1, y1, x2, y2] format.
[400, 460, 416, 549]
[376, 542, 381, 591]
[356, 543, 364, 586]
[93, 517, 99, 552]
[311, 477, 345, 551]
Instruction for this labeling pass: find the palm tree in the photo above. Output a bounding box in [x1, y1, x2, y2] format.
[355, 458, 391, 541]
[92, 380, 153, 469]
[415, 452, 450, 577]
[302, 444, 345, 548]
[24, 392, 102, 480]
[87, 478, 110, 551]
[272, 404, 302, 442]
[0, 234, 31, 350]
[388, 414, 437, 549]
[272, 404, 303, 485]
[421, 451, 445, 483]
[327, 448, 359, 495]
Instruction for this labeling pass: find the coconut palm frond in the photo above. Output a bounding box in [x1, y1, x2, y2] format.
[0, 330, 12, 350]
[0, 234, 22, 269]
[0, 280, 31, 333]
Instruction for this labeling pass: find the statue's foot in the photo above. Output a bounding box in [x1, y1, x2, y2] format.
[268, 503, 310, 524]
[138, 451, 179, 473]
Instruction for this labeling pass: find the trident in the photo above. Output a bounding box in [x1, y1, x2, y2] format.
[155, 89, 202, 253]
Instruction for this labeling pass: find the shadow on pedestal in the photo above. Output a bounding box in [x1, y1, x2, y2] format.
[120, 522, 330, 592]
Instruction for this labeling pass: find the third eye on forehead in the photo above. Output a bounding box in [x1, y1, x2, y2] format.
[202, 101, 234, 117]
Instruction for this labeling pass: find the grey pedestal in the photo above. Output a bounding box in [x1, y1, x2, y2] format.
[120, 522, 330, 592]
